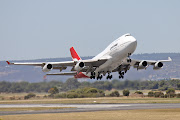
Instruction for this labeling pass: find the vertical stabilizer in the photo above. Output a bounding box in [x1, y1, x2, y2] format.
[70, 47, 81, 61]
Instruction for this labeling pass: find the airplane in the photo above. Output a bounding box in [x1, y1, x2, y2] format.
[6, 33, 172, 80]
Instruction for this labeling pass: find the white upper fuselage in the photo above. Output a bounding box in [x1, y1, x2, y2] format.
[92, 33, 137, 75]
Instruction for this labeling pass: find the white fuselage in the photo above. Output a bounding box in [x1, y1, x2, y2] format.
[89, 34, 137, 76]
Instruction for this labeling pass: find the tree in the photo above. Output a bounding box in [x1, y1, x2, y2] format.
[48, 87, 59, 95]
[103, 81, 113, 90]
[123, 89, 130, 96]
[159, 80, 165, 87]
[166, 88, 176, 98]
[64, 78, 80, 90]
[166, 88, 175, 94]
[177, 83, 180, 90]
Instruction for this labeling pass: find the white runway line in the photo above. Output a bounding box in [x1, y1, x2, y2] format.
[0, 104, 131, 108]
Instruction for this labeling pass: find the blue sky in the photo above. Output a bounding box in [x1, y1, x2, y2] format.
[0, 0, 180, 60]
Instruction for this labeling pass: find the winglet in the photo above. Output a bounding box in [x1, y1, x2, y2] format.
[6, 61, 11, 65]
[70, 47, 81, 61]
[168, 57, 172, 61]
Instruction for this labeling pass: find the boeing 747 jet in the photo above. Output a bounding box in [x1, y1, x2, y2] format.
[6, 33, 172, 80]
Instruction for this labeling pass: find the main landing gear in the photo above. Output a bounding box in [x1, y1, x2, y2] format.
[90, 72, 103, 80]
[106, 73, 112, 80]
[97, 74, 103, 80]
[90, 72, 95, 79]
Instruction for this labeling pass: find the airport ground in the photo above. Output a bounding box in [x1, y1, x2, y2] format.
[0, 92, 180, 120]
[0, 108, 180, 120]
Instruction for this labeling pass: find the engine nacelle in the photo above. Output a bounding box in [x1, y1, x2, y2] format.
[138, 61, 148, 69]
[42, 63, 53, 72]
[153, 62, 163, 70]
[74, 62, 85, 71]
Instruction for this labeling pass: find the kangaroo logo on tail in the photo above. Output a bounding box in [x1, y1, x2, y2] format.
[70, 47, 81, 61]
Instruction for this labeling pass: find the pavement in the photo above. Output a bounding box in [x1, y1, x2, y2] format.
[0, 103, 180, 115]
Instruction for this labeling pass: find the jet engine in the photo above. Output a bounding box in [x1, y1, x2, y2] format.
[138, 61, 148, 69]
[153, 62, 163, 70]
[74, 62, 85, 71]
[42, 63, 53, 72]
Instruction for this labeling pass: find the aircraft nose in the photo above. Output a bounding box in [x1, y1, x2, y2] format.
[130, 36, 137, 43]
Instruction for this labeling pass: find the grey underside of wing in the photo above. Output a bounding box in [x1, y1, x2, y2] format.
[47, 72, 77, 76]
[71, 59, 108, 72]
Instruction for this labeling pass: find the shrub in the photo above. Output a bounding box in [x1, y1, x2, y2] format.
[66, 92, 78, 98]
[176, 93, 180, 98]
[135, 91, 143, 94]
[169, 92, 176, 98]
[166, 88, 175, 94]
[123, 89, 130, 96]
[109, 91, 120, 97]
[54, 87, 105, 98]
[54, 93, 67, 98]
[148, 91, 154, 97]
[43, 95, 47, 98]
[24, 93, 36, 99]
[86, 88, 98, 93]
[164, 94, 168, 98]
[154, 92, 164, 98]
[10, 96, 15, 100]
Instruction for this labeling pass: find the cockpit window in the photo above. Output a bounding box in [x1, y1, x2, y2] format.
[110, 43, 118, 50]
[124, 33, 131, 37]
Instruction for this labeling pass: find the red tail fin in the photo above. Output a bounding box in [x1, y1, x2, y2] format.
[70, 47, 81, 61]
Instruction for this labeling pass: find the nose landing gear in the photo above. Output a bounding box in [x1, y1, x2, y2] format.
[127, 53, 132, 63]
[119, 71, 125, 79]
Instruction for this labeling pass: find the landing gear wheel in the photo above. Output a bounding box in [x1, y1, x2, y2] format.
[97, 74, 103, 80]
[91, 72, 96, 79]
[127, 59, 132, 63]
[107, 74, 112, 80]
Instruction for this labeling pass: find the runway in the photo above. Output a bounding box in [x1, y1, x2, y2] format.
[0, 103, 180, 115]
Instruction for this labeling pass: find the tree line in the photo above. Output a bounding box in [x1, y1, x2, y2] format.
[0, 78, 180, 93]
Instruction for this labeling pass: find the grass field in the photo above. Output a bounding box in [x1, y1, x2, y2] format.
[1, 108, 180, 120]
[0, 90, 171, 100]
[0, 97, 180, 104]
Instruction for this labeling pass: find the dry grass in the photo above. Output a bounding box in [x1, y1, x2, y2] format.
[0, 107, 75, 111]
[1, 109, 180, 120]
[0, 97, 180, 104]
[0, 93, 47, 100]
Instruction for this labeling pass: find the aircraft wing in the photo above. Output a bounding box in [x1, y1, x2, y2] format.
[130, 57, 172, 66]
[6, 59, 108, 72]
[6, 61, 44, 66]
[47, 72, 77, 76]
[113, 57, 172, 72]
